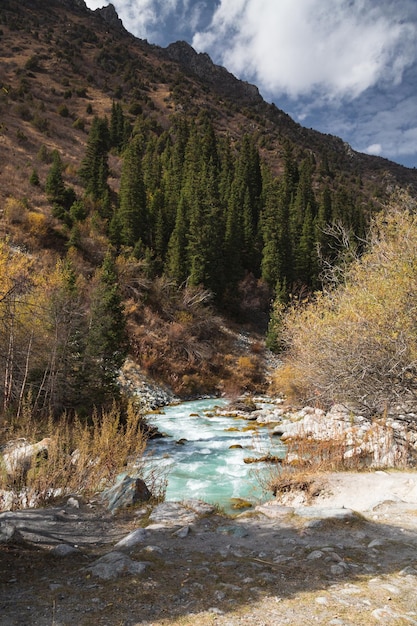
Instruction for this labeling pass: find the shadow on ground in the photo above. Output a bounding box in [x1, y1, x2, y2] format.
[1, 498, 417, 625]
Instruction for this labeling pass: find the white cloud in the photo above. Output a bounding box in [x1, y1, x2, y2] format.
[365, 143, 383, 156]
[84, 0, 108, 8]
[192, 0, 417, 102]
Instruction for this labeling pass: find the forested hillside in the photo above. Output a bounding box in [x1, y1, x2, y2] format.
[1, 0, 417, 416]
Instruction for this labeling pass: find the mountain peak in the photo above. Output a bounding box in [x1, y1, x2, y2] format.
[165, 41, 262, 107]
[95, 3, 126, 33]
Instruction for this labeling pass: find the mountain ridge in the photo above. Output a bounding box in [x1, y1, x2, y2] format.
[1, 0, 416, 194]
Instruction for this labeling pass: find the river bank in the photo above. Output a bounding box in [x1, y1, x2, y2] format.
[1, 470, 417, 625]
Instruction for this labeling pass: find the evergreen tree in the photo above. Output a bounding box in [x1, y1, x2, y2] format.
[109, 101, 127, 152]
[45, 150, 66, 207]
[223, 182, 245, 287]
[295, 203, 318, 287]
[46, 150, 76, 222]
[118, 134, 148, 248]
[83, 250, 127, 406]
[165, 196, 189, 284]
[79, 116, 110, 200]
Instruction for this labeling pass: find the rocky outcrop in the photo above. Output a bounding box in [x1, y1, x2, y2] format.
[165, 41, 263, 107]
[216, 396, 417, 468]
[119, 358, 177, 410]
[96, 3, 127, 33]
[269, 404, 417, 468]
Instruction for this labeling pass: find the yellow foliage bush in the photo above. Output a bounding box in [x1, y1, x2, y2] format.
[4, 197, 26, 223]
[279, 192, 417, 414]
[0, 402, 151, 508]
[270, 362, 309, 403]
[26, 211, 48, 237]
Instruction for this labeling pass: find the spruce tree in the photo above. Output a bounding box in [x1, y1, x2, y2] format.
[165, 196, 189, 284]
[83, 250, 127, 406]
[79, 116, 110, 200]
[118, 134, 148, 248]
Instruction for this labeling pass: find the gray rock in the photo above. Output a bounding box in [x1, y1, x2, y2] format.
[216, 525, 249, 538]
[183, 499, 216, 516]
[51, 544, 79, 557]
[101, 474, 151, 513]
[330, 563, 348, 576]
[255, 503, 294, 518]
[66, 497, 80, 509]
[141, 545, 163, 555]
[307, 550, 324, 560]
[148, 502, 198, 526]
[114, 528, 148, 549]
[0, 522, 23, 544]
[172, 525, 191, 538]
[85, 551, 148, 580]
[294, 507, 356, 520]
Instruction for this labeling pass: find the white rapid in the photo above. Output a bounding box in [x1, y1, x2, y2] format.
[144, 398, 285, 514]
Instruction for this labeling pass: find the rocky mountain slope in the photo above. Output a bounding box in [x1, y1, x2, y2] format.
[1, 0, 417, 209]
[2, 0, 417, 401]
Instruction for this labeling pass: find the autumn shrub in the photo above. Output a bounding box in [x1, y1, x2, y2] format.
[57, 103, 69, 117]
[277, 192, 417, 415]
[0, 402, 155, 509]
[4, 197, 26, 223]
[26, 211, 48, 238]
[270, 362, 309, 403]
[72, 117, 85, 131]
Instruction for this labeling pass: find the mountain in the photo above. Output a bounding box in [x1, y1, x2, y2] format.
[1, 0, 416, 205]
[1, 0, 417, 406]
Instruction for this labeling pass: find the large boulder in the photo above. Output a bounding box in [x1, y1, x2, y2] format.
[1, 438, 51, 477]
[101, 474, 151, 514]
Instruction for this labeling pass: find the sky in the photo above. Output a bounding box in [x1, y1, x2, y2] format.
[84, 0, 417, 169]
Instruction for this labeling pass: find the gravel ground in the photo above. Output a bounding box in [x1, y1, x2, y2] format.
[1, 471, 417, 626]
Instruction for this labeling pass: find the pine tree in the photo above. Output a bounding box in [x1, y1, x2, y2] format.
[79, 116, 110, 200]
[109, 101, 126, 152]
[83, 250, 127, 406]
[45, 150, 66, 207]
[118, 134, 148, 248]
[165, 196, 189, 284]
[46, 150, 75, 222]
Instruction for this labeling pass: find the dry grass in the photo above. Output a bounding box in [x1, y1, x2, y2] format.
[0, 401, 155, 510]
[264, 430, 373, 500]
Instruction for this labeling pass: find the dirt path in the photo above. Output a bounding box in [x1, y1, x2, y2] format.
[1, 471, 417, 625]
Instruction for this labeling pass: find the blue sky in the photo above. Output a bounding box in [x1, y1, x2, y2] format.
[85, 0, 417, 169]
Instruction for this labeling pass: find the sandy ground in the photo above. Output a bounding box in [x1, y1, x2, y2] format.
[279, 470, 417, 512]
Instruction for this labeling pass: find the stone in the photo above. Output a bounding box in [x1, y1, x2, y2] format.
[85, 551, 148, 580]
[255, 503, 294, 518]
[101, 474, 151, 513]
[330, 563, 347, 576]
[307, 550, 324, 560]
[51, 544, 79, 557]
[148, 501, 201, 526]
[172, 525, 191, 538]
[294, 507, 356, 520]
[2, 438, 51, 476]
[66, 497, 80, 509]
[141, 545, 163, 555]
[114, 528, 148, 549]
[216, 525, 249, 538]
[0, 522, 23, 544]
